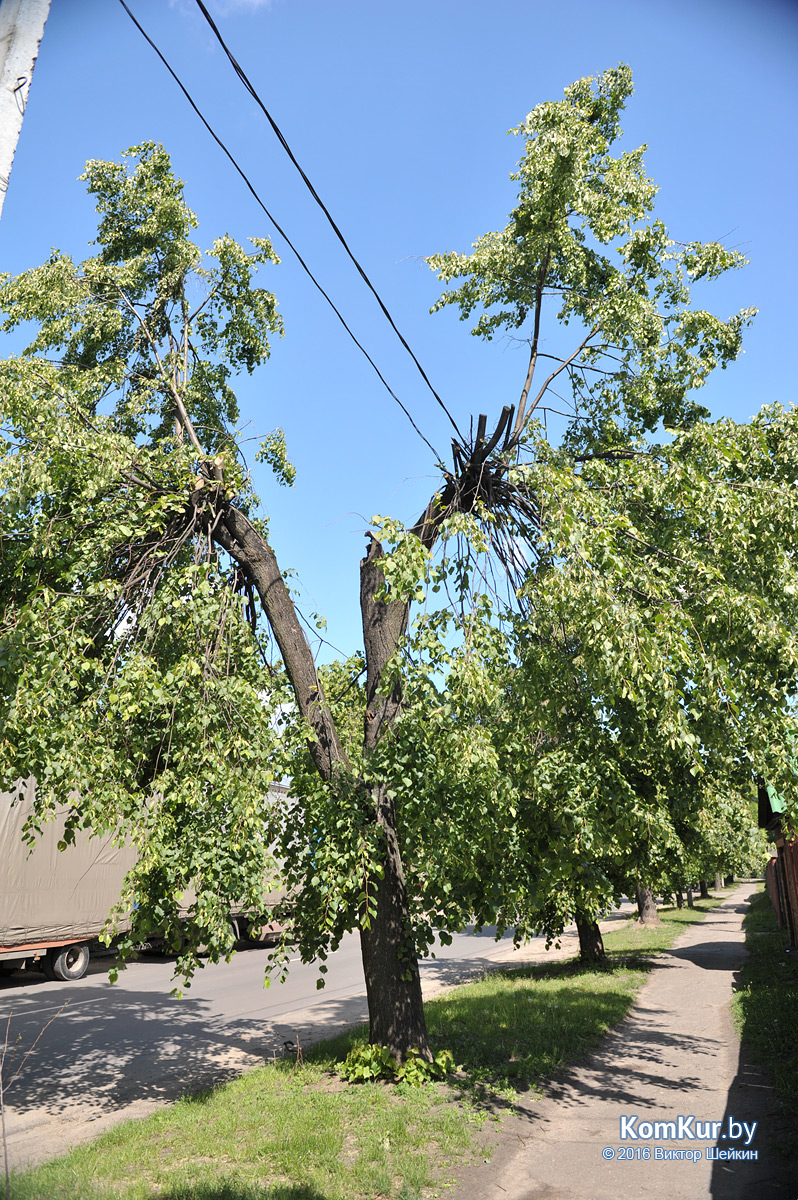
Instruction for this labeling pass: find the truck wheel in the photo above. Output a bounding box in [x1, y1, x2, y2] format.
[45, 944, 90, 981]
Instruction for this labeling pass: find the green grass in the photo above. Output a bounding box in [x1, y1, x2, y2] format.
[601, 894, 725, 956]
[428, 958, 646, 1100]
[8, 895, 724, 1200]
[7, 1060, 473, 1200]
[732, 887, 798, 1151]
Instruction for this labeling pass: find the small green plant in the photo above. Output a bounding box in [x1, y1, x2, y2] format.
[399, 1047, 456, 1086]
[340, 1043, 455, 1086]
[340, 1043, 396, 1083]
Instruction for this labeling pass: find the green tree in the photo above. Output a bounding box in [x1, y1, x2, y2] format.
[0, 142, 487, 1054]
[418, 60, 794, 943]
[0, 144, 290, 975]
[426, 64, 753, 458]
[1, 65, 781, 1061]
[493, 408, 798, 941]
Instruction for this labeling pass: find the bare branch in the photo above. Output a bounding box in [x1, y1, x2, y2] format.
[528, 327, 599, 415]
[511, 247, 551, 444]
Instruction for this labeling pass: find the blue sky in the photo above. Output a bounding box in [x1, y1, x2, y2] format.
[1, 0, 796, 657]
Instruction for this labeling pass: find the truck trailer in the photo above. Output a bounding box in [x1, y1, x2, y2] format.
[1, 780, 287, 981]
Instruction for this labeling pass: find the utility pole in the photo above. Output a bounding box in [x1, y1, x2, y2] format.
[0, 0, 50, 220]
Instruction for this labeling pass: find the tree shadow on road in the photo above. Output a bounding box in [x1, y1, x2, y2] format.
[0, 975, 369, 1119]
[0, 945, 545, 1121]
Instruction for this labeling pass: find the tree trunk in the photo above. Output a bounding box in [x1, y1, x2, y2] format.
[699, 880, 709, 899]
[204, 404, 485, 1060]
[216, 504, 347, 779]
[635, 884, 660, 926]
[714, 871, 724, 891]
[359, 536, 430, 1059]
[575, 912, 605, 961]
[359, 783, 429, 1058]
[686, 887, 694, 909]
[674, 889, 683, 909]
[217, 509, 435, 1060]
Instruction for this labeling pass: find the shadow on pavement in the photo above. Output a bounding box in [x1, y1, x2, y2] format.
[0, 981, 366, 1118]
[666, 940, 749, 970]
[420, 952, 522, 990]
[540, 1022, 721, 1111]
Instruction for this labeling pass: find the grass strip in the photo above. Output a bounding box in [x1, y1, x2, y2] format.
[732, 887, 798, 1153]
[8, 895, 724, 1200]
[601, 893, 724, 955]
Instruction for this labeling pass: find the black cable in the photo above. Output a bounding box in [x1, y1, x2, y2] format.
[118, 0, 442, 462]
[193, 0, 464, 446]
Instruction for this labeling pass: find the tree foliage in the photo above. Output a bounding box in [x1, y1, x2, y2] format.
[0, 143, 288, 981]
[0, 69, 790, 1047]
[427, 63, 754, 450]
[499, 408, 798, 932]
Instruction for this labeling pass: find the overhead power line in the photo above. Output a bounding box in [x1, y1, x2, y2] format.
[193, 0, 463, 445]
[118, 0, 442, 462]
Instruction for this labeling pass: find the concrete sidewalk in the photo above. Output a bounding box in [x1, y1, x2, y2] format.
[452, 883, 793, 1200]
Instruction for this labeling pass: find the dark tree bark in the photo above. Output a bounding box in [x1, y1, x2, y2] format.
[359, 536, 429, 1058]
[686, 887, 694, 909]
[635, 884, 660, 926]
[575, 912, 605, 961]
[217, 506, 433, 1059]
[358, 783, 429, 1057]
[215, 504, 347, 780]
[674, 889, 683, 909]
[699, 880, 710, 899]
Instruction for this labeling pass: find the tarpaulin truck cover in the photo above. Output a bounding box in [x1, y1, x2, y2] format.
[1, 780, 289, 956]
[0, 780, 137, 952]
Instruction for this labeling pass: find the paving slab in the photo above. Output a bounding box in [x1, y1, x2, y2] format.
[451, 883, 794, 1200]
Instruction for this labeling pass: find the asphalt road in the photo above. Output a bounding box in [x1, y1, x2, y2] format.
[0, 922, 551, 1168]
